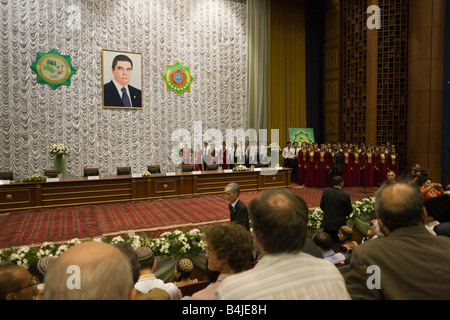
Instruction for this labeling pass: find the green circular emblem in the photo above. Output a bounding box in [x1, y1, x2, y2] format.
[162, 61, 195, 95]
[31, 48, 77, 89]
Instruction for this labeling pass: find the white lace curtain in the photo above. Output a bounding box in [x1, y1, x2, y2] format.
[0, 0, 247, 179]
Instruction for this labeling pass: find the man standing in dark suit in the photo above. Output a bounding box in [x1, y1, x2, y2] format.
[104, 54, 142, 108]
[225, 182, 250, 231]
[320, 175, 353, 243]
[331, 147, 343, 178]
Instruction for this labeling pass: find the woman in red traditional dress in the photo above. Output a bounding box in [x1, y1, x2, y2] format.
[209, 144, 216, 165]
[297, 143, 307, 186]
[304, 146, 317, 187]
[342, 146, 352, 188]
[364, 145, 376, 187]
[182, 144, 191, 165]
[221, 142, 228, 170]
[387, 146, 399, 177]
[194, 144, 203, 171]
[325, 147, 334, 187]
[376, 146, 388, 186]
[316, 144, 328, 187]
[350, 146, 362, 187]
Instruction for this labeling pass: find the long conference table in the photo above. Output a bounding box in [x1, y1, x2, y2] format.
[0, 168, 292, 214]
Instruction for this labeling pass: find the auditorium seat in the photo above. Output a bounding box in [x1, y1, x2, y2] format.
[178, 280, 210, 298]
[117, 166, 131, 175]
[206, 164, 218, 171]
[84, 168, 99, 177]
[182, 165, 194, 172]
[147, 165, 161, 174]
[44, 170, 61, 178]
[0, 171, 13, 180]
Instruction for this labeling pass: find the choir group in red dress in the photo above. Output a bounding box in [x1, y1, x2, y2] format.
[291, 142, 399, 188]
[181, 140, 400, 189]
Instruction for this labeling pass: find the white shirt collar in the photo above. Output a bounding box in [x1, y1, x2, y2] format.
[231, 199, 239, 208]
[112, 78, 132, 106]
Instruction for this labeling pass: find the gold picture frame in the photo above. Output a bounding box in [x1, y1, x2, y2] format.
[102, 49, 143, 109]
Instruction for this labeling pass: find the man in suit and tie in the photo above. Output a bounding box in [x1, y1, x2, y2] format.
[225, 182, 250, 231]
[320, 175, 353, 244]
[104, 54, 142, 108]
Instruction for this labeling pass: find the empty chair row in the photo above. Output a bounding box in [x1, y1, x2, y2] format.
[0, 166, 163, 180]
[182, 164, 218, 172]
[84, 166, 162, 176]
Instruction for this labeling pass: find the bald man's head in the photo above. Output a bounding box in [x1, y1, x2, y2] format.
[0, 265, 37, 300]
[249, 188, 308, 254]
[44, 241, 135, 300]
[375, 183, 425, 232]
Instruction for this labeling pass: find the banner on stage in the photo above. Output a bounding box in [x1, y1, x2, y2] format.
[289, 128, 315, 144]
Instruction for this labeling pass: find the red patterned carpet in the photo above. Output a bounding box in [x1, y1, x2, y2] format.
[0, 185, 377, 248]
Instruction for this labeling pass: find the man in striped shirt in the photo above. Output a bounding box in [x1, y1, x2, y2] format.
[216, 188, 350, 300]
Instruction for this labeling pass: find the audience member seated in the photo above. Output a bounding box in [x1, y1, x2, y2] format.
[345, 183, 450, 299]
[114, 242, 141, 284]
[404, 163, 423, 188]
[312, 232, 346, 264]
[424, 207, 440, 235]
[28, 256, 55, 300]
[434, 222, 450, 237]
[28, 256, 55, 284]
[424, 195, 450, 223]
[173, 258, 198, 287]
[362, 219, 384, 242]
[420, 177, 444, 200]
[216, 188, 350, 300]
[190, 222, 253, 300]
[134, 247, 181, 300]
[204, 259, 220, 283]
[135, 288, 170, 300]
[424, 194, 450, 237]
[44, 241, 136, 300]
[335, 226, 358, 254]
[302, 237, 324, 258]
[0, 265, 38, 300]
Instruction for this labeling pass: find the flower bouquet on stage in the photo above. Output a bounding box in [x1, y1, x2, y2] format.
[49, 142, 69, 178]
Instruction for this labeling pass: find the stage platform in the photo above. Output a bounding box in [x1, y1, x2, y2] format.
[0, 168, 291, 214]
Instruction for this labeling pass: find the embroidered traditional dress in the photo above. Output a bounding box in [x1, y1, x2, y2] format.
[342, 152, 352, 187]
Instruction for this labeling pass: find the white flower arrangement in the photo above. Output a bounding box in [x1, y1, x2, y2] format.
[141, 170, 151, 177]
[0, 228, 206, 268]
[22, 174, 47, 182]
[49, 142, 69, 156]
[232, 164, 249, 172]
[308, 196, 376, 232]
